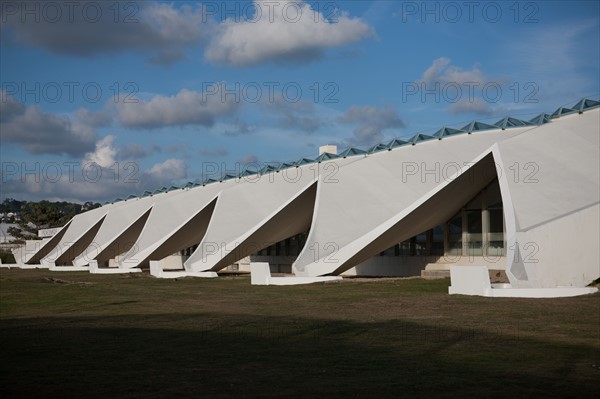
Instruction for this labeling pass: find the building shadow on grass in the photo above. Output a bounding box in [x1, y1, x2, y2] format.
[1, 313, 598, 399]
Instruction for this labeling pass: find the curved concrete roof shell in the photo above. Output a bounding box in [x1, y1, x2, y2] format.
[18, 99, 600, 290]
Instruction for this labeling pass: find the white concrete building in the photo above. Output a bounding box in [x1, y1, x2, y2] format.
[10, 98, 600, 295]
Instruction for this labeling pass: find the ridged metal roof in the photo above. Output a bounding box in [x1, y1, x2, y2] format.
[112, 98, 599, 203]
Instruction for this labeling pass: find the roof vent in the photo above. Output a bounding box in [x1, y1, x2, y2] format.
[319, 145, 337, 155]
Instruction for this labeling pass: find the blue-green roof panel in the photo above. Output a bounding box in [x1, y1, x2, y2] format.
[551, 106, 578, 118]
[134, 97, 599, 197]
[316, 152, 340, 162]
[461, 121, 498, 133]
[294, 158, 315, 167]
[433, 127, 466, 139]
[409, 133, 436, 145]
[339, 147, 367, 158]
[494, 117, 534, 129]
[387, 139, 409, 149]
[368, 143, 388, 153]
[529, 113, 552, 125]
[202, 178, 218, 186]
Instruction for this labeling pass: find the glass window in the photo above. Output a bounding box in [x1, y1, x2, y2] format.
[288, 236, 299, 256]
[382, 245, 396, 256]
[415, 232, 427, 256]
[488, 207, 504, 256]
[431, 225, 444, 256]
[466, 209, 483, 256]
[447, 214, 462, 256]
[399, 240, 412, 256]
[276, 241, 285, 256]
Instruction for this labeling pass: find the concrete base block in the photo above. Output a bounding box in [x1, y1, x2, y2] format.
[448, 266, 491, 296]
[89, 260, 142, 274]
[449, 266, 598, 298]
[486, 285, 598, 298]
[49, 265, 90, 272]
[251, 262, 342, 286]
[149, 260, 217, 279]
[1, 263, 24, 269]
[72, 258, 90, 268]
[421, 270, 451, 280]
[12, 263, 49, 269]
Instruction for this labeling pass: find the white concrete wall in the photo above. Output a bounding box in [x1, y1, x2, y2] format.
[36, 206, 109, 265]
[294, 127, 531, 276]
[72, 196, 155, 266]
[12, 239, 49, 264]
[161, 254, 186, 270]
[185, 158, 359, 272]
[496, 109, 600, 288]
[516, 203, 599, 288]
[119, 183, 228, 268]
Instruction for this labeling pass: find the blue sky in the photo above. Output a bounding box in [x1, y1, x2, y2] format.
[1, 0, 599, 203]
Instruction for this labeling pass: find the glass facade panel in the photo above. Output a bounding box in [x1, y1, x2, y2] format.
[399, 240, 412, 256]
[252, 232, 309, 257]
[250, 180, 505, 263]
[488, 207, 504, 256]
[289, 236, 299, 256]
[431, 225, 444, 256]
[447, 214, 462, 256]
[466, 209, 483, 256]
[383, 246, 396, 256]
[415, 233, 427, 255]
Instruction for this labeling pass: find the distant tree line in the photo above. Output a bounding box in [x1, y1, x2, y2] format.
[1, 198, 100, 244]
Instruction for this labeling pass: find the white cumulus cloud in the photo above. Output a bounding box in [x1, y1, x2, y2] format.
[84, 135, 118, 168]
[418, 57, 511, 116]
[421, 57, 488, 86]
[115, 89, 239, 129]
[0, 91, 97, 156]
[205, 0, 373, 66]
[1, 1, 208, 65]
[337, 105, 405, 146]
[148, 159, 187, 181]
[448, 98, 493, 116]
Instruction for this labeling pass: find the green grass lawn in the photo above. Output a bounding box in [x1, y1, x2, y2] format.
[1, 269, 599, 398]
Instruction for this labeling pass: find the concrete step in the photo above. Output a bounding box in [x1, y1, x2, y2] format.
[421, 270, 451, 279]
[422, 268, 509, 282]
